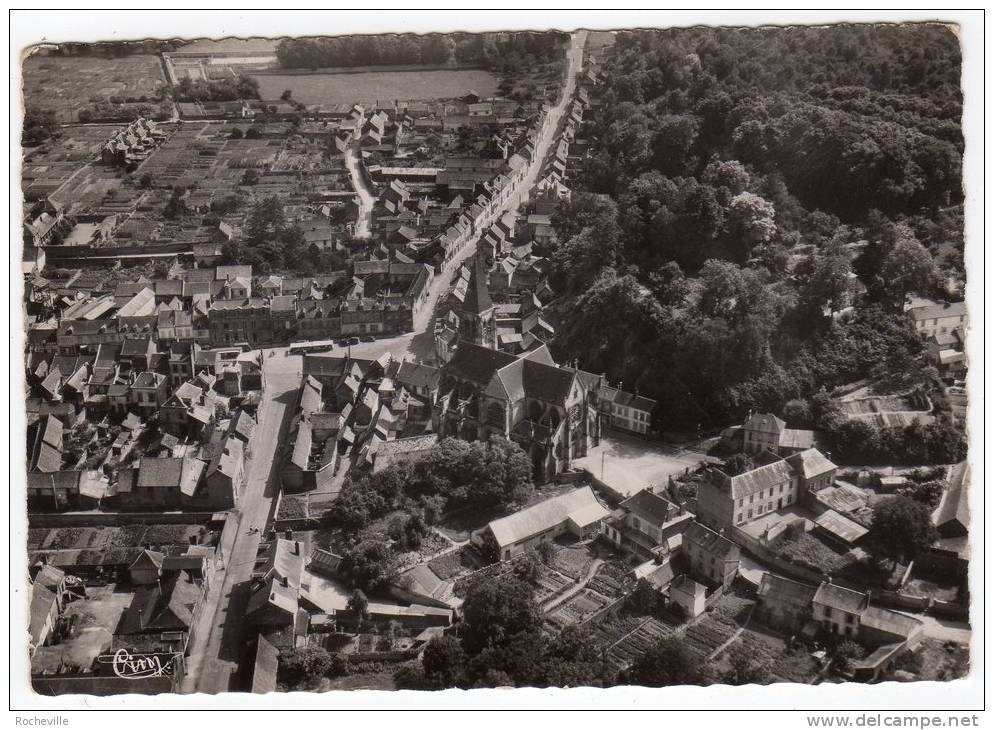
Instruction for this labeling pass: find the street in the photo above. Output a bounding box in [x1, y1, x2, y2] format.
[182, 357, 302, 694]
[345, 141, 374, 239]
[180, 31, 589, 692]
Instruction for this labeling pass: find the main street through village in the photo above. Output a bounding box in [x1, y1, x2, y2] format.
[184, 361, 301, 693]
[183, 30, 587, 693]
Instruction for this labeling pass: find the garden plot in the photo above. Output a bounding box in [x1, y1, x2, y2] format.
[603, 617, 680, 672]
[546, 588, 614, 629]
[727, 628, 821, 684]
[531, 570, 575, 604]
[427, 545, 481, 581]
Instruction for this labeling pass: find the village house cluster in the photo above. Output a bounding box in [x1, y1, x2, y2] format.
[23, 29, 970, 698]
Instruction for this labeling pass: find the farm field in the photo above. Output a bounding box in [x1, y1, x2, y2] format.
[252, 68, 500, 105]
[22, 53, 167, 123]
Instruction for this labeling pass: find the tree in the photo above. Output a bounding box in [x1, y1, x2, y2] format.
[229, 127, 244, 140]
[624, 637, 703, 687]
[722, 645, 773, 685]
[340, 541, 394, 592]
[881, 233, 936, 300]
[869, 496, 939, 565]
[513, 551, 544, 582]
[241, 168, 260, 186]
[727, 192, 777, 260]
[277, 646, 333, 687]
[280, 88, 293, 101]
[23, 107, 59, 145]
[833, 639, 866, 674]
[347, 588, 369, 620]
[460, 575, 543, 655]
[422, 634, 466, 686]
[627, 578, 663, 615]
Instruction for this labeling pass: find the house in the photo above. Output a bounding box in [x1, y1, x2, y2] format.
[113, 570, 204, 657]
[755, 573, 818, 634]
[697, 459, 798, 530]
[120, 456, 205, 510]
[129, 549, 166, 585]
[130, 371, 169, 414]
[681, 521, 740, 589]
[697, 447, 837, 529]
[29, 580, 61, 652]
[786, 448, 839, 502]
[472, 486, 610, 561]
[203, 436, 244, 509]
[27, 414, 63, 474]
[811, 581, 869, 638]
[926, 328, 967, 380]
[852, 608, 925, 681]
[599, 387, 655, 435]
[669, 575, 707, 619]
[923, 461, 970, 577]
[601, 489, 693, 560]
[740, 412, 824, 456]
[29, 564, 67, 652]
[245, 539, 306, 631]
[907, 300, 967, 339]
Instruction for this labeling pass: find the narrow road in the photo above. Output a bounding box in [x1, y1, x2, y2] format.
[345, 141, 374, 239]
[183, 358, 302, 694]
[506, 29, 586, 217]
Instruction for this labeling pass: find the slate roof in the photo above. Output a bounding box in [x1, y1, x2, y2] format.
[252, 635, 279, 694]
[116, 572, 202, 635]
[718, 459, 796, 500]
[396, 362, 440, 391]
[620, 490, 681, 528]
[757, 573, 817, 611]
[814, 509, 869, 544]
[683, 521, 740, 560]
[812, 581, 869, 614]
[30, 583, 58, 645]
[908, 301, 966, 321]
[743, 412, 786, 435]
[486, 486, 608, 549]
[136, 457, 204, 495]
[933, 461, 969, 535]
[462, 254, 493, 315]
[860, 606, 924, 640]
[786, 448, 837, 480]
[445, 342, 517, 387]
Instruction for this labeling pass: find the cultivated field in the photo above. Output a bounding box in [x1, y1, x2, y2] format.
[252, 68, 500, 105]
[22, 53, 167, 123]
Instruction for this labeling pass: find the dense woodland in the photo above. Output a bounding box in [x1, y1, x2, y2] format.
[546, 24, 965, 460]
[276, 31, 566, 75]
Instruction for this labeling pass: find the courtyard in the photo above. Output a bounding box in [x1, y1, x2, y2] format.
[574, 430, 719, 498]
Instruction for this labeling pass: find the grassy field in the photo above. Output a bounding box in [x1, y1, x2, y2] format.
[252, 68, 499, 105]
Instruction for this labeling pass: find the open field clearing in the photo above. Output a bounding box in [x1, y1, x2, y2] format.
[252, 68, 500, 105]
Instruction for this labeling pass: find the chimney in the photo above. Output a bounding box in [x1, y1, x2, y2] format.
[281, 575, 288, 588]
[284, 529, 293, 540]
[294, 540, 300, 556]
[138, 608, 145, 630]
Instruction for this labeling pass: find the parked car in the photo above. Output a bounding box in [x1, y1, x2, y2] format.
[337, 339, 350, 347]
[348, 336, 360, 346]
[360, 335, 375, 343]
